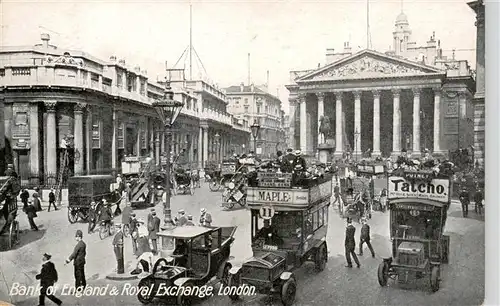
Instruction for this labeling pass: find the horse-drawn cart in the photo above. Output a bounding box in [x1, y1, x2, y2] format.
[0, 176, 20, 249]
[67, 175, 116, 224]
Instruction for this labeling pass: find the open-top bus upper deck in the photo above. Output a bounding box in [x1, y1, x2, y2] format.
[246, 172, 333, 211]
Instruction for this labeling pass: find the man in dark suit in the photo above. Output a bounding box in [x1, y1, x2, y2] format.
[281, 148, 295, 173]
[459, 187, 470, 218]
[48, 189, 58, 212]
[474, 189, 483, 215]
[345, 218, 360, 268]
[20, 189, 30, 210]
[113, 224, 125, 274]
[148, 210, 161, 254]
[358, 218, 375, 257]
[36, 253, 62, 306]
[65, 230, 87, 289]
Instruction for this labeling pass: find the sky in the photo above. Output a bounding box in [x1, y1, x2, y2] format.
[0, 0, 477, 112]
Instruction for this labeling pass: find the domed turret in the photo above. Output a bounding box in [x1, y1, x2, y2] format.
[396, 12, 408, 24]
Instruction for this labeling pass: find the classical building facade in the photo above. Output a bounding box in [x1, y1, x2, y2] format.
[468, 0, 485, 167]
[286, 12, 475, 159]
[225, 83, 286, 157]
[0, 34, 250, 185]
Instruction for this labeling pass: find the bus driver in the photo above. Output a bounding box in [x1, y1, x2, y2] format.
[255, 219, 283, 246]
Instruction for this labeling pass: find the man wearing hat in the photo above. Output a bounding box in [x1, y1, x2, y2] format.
[474, 188, 484, 216]
[5, 163, 18, 178]
[112, 223, 125, 274]
[459, 186, 470, 218]
[175, 209, 188, 226]
[358, 218, 375, 257]
[36, 253, 62, 306]
[100, 199, 113, 235]
[292, 150, 307, 171]
[66, 230, 87, 289]
[48, 188, 58, 212]
[199, 208, 212, 227]
[130, 213, 139, 255]
[25, 200, 39, 231]
[281, 148, 295, 173]
[345, 218, 360, 268]
[148, 209, 161, 254]
[136, 219, 152, 255]
[186, 215, 195, 226]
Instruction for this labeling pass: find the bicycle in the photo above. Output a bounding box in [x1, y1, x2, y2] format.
[99, 220, 115, 240]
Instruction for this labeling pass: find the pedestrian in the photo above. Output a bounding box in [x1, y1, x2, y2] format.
[345, 218, 360, 268]
[20, 189, 29, 211]
[199, 208, 212, 227]
[65, 230, 86, 289]
[148, 210, 160, 254]
[459, 187, 470, 218]
[333, 183, 341, 210]
[33, 192, 42, 212]
[358, 218, 375, 257]
[136, 219, 152, 254]
[174, 209, 187, 226]
[131, 251, 156, 275]
[25, 201, 39, 231]
[474, 188, 483, 215]
[112, 224, 125, 274]
[186, 215, 195, 226]
[130, 213, 139, 255]
[48, 188, 58, 212]
[122, 201, 132, 233]
[36, 253, 62, 306]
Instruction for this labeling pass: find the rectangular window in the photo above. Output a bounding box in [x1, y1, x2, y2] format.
[257, 106, 261, 114]
[117, 73, 123, 88]
[140, 81, 145, 95]
[13, 112, 29, 136]
[92, 118, 101, 149]
[117, 122, 124, 149]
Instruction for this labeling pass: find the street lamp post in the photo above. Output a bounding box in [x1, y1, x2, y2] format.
[152, 80, 184, 230]
[250, 120, 261, 155]
[214, 132, 220, 163]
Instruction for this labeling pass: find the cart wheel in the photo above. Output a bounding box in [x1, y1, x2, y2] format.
[68, 208, 78, 224]
[281, 277, 297, 306]
[315, 243, 328, 272]
[176, 281, 193, 305]
[8, 221, 19, 249]
[227, 273, 240, 301]
[377, 262, 389, 287]
[430, 266, 440, 292]
[209, 181, 220, 192]
[137, 277, 156, 304]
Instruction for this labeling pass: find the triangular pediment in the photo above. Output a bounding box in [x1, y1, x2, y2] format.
[297, 49, 444, 82]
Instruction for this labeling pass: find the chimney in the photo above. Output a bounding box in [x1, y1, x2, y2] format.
[40, 33, 50, 48]
[118, 59, 126, 66]
[134, 66, 141, 73]
[240, 82, 244, 92]
[109, 55, 117, 62]
[343, 41, 352, 53]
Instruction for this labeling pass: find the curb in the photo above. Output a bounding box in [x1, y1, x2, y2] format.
[105, 272, 138, 281]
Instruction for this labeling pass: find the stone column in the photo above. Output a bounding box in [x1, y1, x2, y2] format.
[299, 94, 307, 153]
[372, 90, 381, 156]
[29, 103, 40, 184]
[161, 132, 166, 155]
[203, 128, 208, 167]
[334, 92, 343, 157]
[45, 101, 58, 176]
[198, 127, 203, 168]
[288, 97, 297, 149]
[412, 88, 421, 155]
[392, 89, 401, 155]
[136, 122, 141, 157]
[317, 92, 325, 145]
[433, 88, 442, 153]
[353, 91, 362, 157]
[74, 103, 86, 175]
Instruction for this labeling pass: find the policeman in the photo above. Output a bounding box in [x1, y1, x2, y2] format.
[112, 224, 125, 274]
[459, 187, 470, 218]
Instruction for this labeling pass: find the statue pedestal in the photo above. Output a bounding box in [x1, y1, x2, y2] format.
[317, 143, 334, 164]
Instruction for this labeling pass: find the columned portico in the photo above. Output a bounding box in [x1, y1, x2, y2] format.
[412, 88, 421, 155]
[73, 103, 86, 175]
[372, 90, 381, 156]
[353, 91, 362, 157]
[288, 97, 297, 149]
[334, 92, 343, 158]
[299, 94, 307, 153]
[392, 89, 401, 156]
[45, 101, 57, 175]
[317, 92, 325, 145]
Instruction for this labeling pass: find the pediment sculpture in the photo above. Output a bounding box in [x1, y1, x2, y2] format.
[45, 53, 84, 67]
[313, 56, 427, 79]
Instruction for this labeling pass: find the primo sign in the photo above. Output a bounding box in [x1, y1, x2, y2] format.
[387, 176, 450, 203]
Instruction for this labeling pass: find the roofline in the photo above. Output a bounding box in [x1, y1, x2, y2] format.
[297, 49, 444, 82]
[296, 72, 446, 85]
